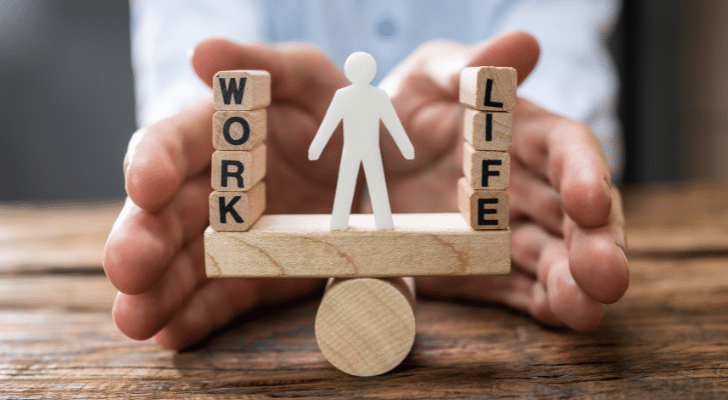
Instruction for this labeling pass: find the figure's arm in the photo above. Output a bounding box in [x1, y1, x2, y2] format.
[309, 91, 344, 160]
[379, 92, 415, 160]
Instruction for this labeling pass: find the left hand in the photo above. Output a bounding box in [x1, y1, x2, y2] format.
[379, 31, 628, 331]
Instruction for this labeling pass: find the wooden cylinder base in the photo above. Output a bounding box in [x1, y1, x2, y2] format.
[315, 277, 416, 377]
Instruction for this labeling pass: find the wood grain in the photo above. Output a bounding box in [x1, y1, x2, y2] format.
[315, 277, 416, 376]
[463, 108, 512, 151]
[462, 142, 510, 191]
[2, 184, 728, 398]
[212, 109, 267, 151]
[208, 182, 266, 232]
[213, 70, 271, 111]
[0, 202, 121, 272]
[623, 182, 728, 254]
[459, 66, 517, 112]
[211, 146, 266, 192]
[2, 256, 728, 398]
[204, 213, 512, 278]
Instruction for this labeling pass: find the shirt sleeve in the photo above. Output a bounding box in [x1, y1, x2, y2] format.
[490, 0, 624, 179]
[129, 0, 263, 127]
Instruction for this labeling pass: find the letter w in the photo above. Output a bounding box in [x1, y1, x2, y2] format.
[219, 77, 247, 105]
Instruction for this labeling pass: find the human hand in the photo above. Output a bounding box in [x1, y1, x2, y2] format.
[103, 39, 362, 350]
[379, 31, 628, 331]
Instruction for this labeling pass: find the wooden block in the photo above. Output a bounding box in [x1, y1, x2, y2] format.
[204, 213, 511, 277]
[208, 182, 266, 232]
[211, 145, 266, 192]
[457, 177, 509, 230]
[459, 66, 517, 111]
[463, 108, 512, 151]
[213, 109, 267, 151]
[463, 142, 510, 190]
[315, 277, 416, 377]
[213, 70, 271, 111]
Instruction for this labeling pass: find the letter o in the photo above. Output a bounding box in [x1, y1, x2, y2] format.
[223, 116, 250, 146]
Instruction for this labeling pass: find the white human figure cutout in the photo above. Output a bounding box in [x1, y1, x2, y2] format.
[309, 52, 415, 230]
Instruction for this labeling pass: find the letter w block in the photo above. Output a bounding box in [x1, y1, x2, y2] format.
[213, 70, 271, 111]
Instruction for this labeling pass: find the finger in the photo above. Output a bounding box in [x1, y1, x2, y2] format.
[511, 220, 604, 331]
[154, 278, 324, 350]
[509, 155, 564, 235]
[565, 186, 629, 304]
[462, 30, 540, 85]
[124, 97, 215, 212]
[192, 38, 347, 117]
[510, 220, 553, 277]
[538, 238, 605, 331]
[112, 234, 206, 340]
[381, 31, 539, 99]
[512, 99, 613, 228]
[103, 173, 211, 295]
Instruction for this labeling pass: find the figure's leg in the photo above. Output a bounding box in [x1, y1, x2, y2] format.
[362, 150, 394, 229]
[330, 156, 361, 230]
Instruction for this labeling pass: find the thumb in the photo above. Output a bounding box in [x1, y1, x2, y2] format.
[191, 38, 347, 116]
[461, 30, 540, 87]
[380, 31, 539, 99]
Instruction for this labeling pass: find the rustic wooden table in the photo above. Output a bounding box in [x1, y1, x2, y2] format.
[1, 183, 727, 398]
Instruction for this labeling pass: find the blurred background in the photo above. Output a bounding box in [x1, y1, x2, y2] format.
[0, 0, 725, 202]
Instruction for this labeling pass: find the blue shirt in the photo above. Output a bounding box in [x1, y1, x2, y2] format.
[130, 0, 622, 176]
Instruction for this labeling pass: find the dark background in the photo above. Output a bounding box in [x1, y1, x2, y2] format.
[0, 0, 719, 201]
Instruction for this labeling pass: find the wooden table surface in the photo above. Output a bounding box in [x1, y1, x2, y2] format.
[1, 182, 727, 398]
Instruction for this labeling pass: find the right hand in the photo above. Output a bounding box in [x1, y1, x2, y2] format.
[103, 39, 355, 350]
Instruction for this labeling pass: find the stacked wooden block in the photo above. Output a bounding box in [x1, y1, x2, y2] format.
[458, 66, 516, 230]
[209, 71, 270, 232]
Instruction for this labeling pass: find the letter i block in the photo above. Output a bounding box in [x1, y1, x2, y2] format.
[209, 181, 266, 232]
[457, 178, 509, 230]
[463, 142, 510, 191]
[463, 108, 512, 151]
[213, 109, 267, 151]
[459, 67, 517, 112]
[213, 70, 271, 111]
[211, 145, 267, 192]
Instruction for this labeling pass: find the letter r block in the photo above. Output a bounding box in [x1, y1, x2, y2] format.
[209, 182, 266, 232]
[213, 70, 271, 111]
[211, 145, 266, 192]
[213, 109, 267, 151]
[457, 178, 509, 230]
[463, 142, 510, 190]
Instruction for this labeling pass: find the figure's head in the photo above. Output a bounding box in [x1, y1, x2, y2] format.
[344, 52, 376, 85]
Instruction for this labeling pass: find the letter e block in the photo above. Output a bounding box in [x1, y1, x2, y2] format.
[457, 178, 509, 230]
[459, 66, 517, 111]
[463, 143, 510, 190]
[463, 108, 512, 151]
[211, 145, 266, 192]
[213, 109, 267, 151]
[209, 182, 266, 232]
[213, 70, 271, 111]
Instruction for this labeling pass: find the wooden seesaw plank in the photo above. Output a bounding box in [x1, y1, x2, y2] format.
[204, 213, 511, 278]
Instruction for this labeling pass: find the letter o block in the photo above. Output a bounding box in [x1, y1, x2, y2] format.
[213, 110, 267, 151]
